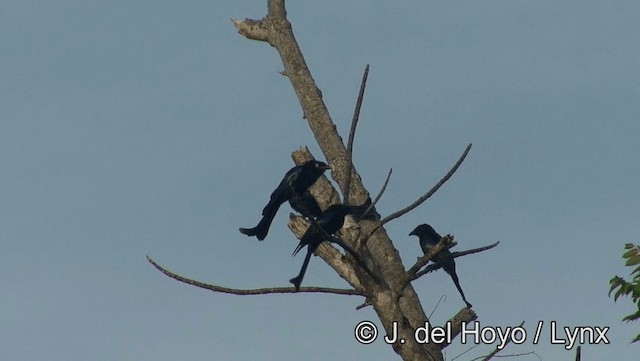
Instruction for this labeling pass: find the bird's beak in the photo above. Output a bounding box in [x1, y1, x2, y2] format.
[322, 164, 332, 170]
[408, 229, 417, 237]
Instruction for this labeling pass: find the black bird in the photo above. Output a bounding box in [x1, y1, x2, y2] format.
[239, 160, 331, 241]
[409, 224, 472, 308]
[289, 204, 369, 290]
[289, 189, 323, 219]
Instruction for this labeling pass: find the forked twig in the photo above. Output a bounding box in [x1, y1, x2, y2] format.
[147, 256, 364, 296]
[344, 64, 370, 205]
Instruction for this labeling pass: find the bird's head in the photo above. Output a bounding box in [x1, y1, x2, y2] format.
[305, 160, 331, 172]
[409, 223, 439, 239]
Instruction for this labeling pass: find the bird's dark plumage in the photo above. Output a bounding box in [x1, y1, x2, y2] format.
[409, 224, 472, 308]
[289, 204, 367, 290]
[289, 190, 323, 219]
[239, 160, 330, 241]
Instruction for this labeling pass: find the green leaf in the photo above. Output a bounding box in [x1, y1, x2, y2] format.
[622, 309, 640, 322]
[610, 276, 623, 291]
[626, 255, 640, 267]
[623, 247, 640, 259]
[611, 243, 640, 343]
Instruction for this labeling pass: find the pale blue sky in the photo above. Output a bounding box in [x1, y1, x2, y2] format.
[2, 1, 639, 360]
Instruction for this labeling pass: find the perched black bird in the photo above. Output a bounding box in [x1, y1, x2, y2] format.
[409, 224, 472, 308]
[289, 204, 369, 291]
[289, 189, 323, 219]
[239, 160, 331, 241]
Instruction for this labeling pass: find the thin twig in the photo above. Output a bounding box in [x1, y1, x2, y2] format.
[451, 344, 480, 361]
[380, 143, 472, 226]
[476, 321, 525, 361]
[147, 256, 364, 296]
[355, 300, 371, 310]
[414, 242, 500, 280]
[473, 351, 539, 361]
[429, 295, 448, 319]
[344, 64, 370, 205]
[363, 144, 472, 242]
[360, 168, 392, 221]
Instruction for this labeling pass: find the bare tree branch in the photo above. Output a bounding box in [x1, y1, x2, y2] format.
[344, 64, 370, 205]
[355, 300, 371, 310]
[380, 143, 472, 226]
[147, 256, 364, 296]
[414, 242, 500, 280]
[441, 307, 478, 349]
[231, 18, 269, 42]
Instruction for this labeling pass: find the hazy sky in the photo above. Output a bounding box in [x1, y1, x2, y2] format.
[2, 1, 639, 360]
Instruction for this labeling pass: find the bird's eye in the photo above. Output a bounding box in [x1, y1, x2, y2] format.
[315, 163, 319, 167]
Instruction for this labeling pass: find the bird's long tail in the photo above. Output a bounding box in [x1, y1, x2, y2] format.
[291, 240, 305, 257]
[446, 267, 472, 308]
[289, 247, 313, 291]
[238, 196, 283, 241]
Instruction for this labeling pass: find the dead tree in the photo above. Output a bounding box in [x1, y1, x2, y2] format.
[148, 1, 501, 360]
